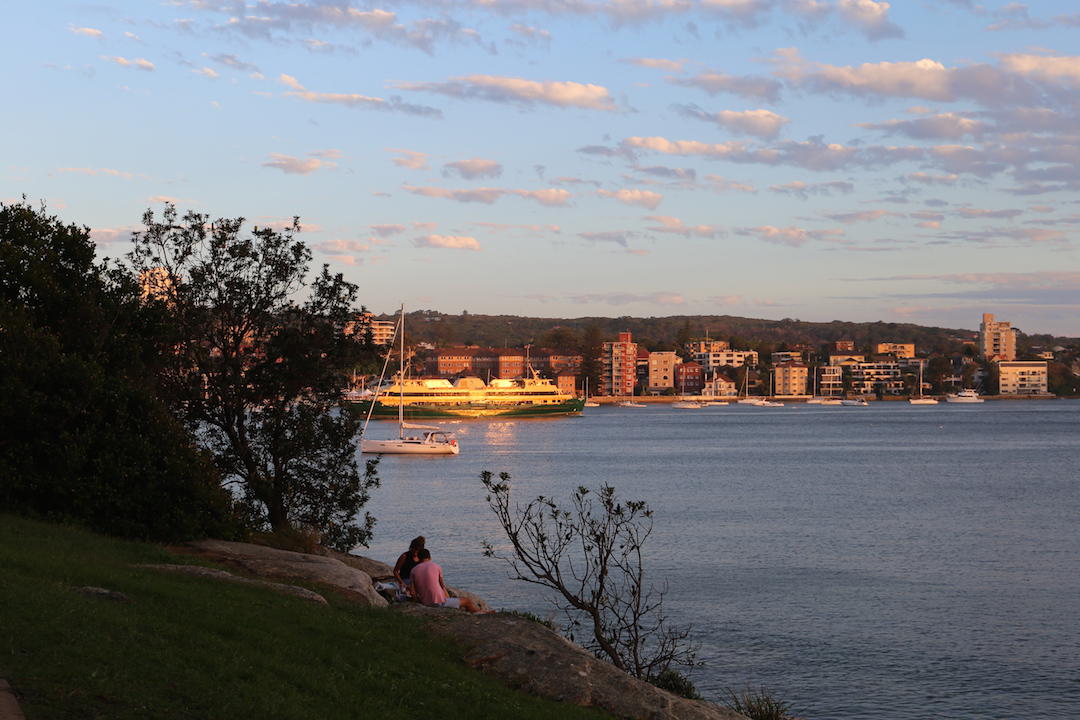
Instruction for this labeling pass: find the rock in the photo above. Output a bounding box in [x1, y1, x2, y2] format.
[0, 679, 27, 720]
[182, 540, 388, 608]
[394, 607, 745, 720]
[327, 549, 395, 581]
[136, 564, 327, 605]
[74, 586, 130, 602]
[446, 586, 491, 612]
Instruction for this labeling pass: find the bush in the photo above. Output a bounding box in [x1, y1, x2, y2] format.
[722, 685, 794, 720]
[649, 669, 702, 700]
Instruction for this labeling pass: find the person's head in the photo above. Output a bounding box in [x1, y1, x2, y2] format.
[409, 536, 425, 553]
[418, 548, 432, 561]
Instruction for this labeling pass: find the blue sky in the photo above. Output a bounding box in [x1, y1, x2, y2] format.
[5, 0, 1080, 335]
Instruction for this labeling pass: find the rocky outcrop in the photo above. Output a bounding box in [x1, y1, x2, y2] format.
[137, 564, 327, 605]
[395, 605, 745, 720]
[182, 540, 387, 607]
[328, 549, 394, 580]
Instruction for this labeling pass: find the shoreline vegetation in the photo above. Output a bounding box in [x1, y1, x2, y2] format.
[0, 514, 746, 720]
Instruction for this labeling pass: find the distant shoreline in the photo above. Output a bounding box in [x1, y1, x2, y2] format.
[586, 394, 1069, 404]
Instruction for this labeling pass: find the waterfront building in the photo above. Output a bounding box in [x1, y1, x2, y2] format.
[771, 350, 804, 364]
[685, 339, 730, 354]
[344, 311, 397, 346]
[601, 332, 638, 396]
[434, 347, 480, 376]
[675, 361, 705, 395]
[979, 313, 1017, 361]
[875, 342, 916, 359]
[703, 373, 737, 397]
[829, 353, 866, 366]
[773, 362, 809, 396]
[849, 361, 904, 395]
[998, 361, 1048, 395]
[693, 349, 759, 370]
[818, 365, 844, 397]
[835, 339, 857, 352]
[647, 351, 680, 392]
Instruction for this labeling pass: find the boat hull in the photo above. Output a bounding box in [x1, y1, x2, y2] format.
[351, 397, 586, 419]
[361, 439, 460, 455]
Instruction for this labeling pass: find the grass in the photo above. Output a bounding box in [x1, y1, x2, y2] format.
[0, 514, 609, 720]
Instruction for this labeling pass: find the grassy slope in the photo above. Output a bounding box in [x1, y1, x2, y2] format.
[0, 515, 608, 720]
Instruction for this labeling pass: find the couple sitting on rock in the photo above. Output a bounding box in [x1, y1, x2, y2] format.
[394, 536, 484, 613]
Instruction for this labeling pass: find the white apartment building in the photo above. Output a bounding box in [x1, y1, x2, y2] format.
[818, 365, 844, 397]
[647, 351, 680, 392]
[703, 374, 738, 397]
[773, 363, 809, 396]
[693, 349, 759, 370]
[875, 342, 915, 358]
[980, 313, 1017, 361]
[345, 312, 397, 346]
[998, 361, 1048, 395]
[771, 351, 804, 364]
[849, 361, 905, 395]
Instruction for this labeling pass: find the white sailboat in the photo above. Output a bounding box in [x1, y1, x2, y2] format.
[361, 307, 460, 455]
[583, 377, 600, 408]
[909, 364, 938, 405]
[946, 388, 984, 403]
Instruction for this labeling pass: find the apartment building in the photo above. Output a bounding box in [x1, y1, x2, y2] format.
[818, 365, 844, 397]
[998, 361, 1048, 395]
[703, 373, 737, 397]
[979, 313, 1017, 361]
[685, 339, 730, 354]
[601, 332, 638, 396]
[773, 362, 809, 396]
[875, 342, 915, 358]
[771, 350, 804, 364]
[675, 361, 705, 394]
[849, 361, 905, 395]
[647, 351, 680, 392]
[345, 311, 397, 346]
[693, 349, 759, 370]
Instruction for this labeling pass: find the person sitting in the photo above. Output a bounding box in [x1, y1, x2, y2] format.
[393, 536, 425, 598]
[408, 549, 485, 613]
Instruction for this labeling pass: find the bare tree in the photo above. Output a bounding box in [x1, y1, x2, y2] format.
[481, 472, 699, 680]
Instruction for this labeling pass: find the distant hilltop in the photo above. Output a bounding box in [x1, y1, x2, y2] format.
[371, 309, 1078, 354]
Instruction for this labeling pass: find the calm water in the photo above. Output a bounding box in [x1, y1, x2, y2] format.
[361, 401, 1080, 720]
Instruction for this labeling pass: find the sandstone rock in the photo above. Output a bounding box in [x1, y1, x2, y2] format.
[136, 564, 327, 605]
[327, 549, 395, 580]
[446, 585, 491, 612]
[394, 606, 745, 720]
[182, 540, 387, 608]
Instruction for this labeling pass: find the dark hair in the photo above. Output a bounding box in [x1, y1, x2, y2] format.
[418, 548, 432, 560]
[409, 536, 426, 552]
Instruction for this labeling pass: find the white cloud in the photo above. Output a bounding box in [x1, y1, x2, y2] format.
[623, 57, 684, 72]
[58, 167, 134, 179]
[262, 153, 335, 175]
[101, 55, 155, 71]
[443, 157, 503, 179]
[403, 185, 571, 206]
[70, 26, 103, 37]
[836, 0, 903, 40]
[414, 234, 481, 250]
[370, 224, 407, 237]
[823, 209, 893, 223]
[999, 53, 1080, 85]
[398, 74, 616, 110]
[388, 149, 430, 170]
[597, 188, 664, 209]
[769, 180, 854, 198]
[670, 70, 782, 102]
[193, 67, 220, 79]
[676, 105, 790, 138]
[280, 74, 442, 117]
[646, 215, 722, 238]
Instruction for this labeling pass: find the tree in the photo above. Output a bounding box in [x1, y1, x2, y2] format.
[1, 200, 238, 541]
[129, 205, 378, 550]
[481, 472, 699, 681]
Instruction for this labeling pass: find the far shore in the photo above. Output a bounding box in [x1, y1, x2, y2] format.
[587, 394, 1067, 404]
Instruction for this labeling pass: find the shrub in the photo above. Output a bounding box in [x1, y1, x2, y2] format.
[722, 685, 794, 720]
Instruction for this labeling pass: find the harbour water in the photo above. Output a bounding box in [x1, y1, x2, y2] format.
[362, 401, 1080, 719]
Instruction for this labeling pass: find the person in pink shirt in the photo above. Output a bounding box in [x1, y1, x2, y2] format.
[409, 549, 484, 613]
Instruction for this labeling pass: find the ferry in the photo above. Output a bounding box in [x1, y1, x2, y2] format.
[350, 370, 585, 419]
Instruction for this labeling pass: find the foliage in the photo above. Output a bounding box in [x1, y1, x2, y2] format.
[497, 609, 556, 630]
[0, 200, 239, 541]
[128, 205, 377, 550]
[1, 514, 609, 720]
[481, 472, 699, 680]
[649, 669, 702, 700]
[722, 686, 795, 720]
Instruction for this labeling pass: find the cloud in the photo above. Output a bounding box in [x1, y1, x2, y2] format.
[596, 188, 664, 209]
[736, 224, 845, 246]
[207, 53, 260, 73]
[148, 195, 179, 203]
[388, 149, 429, 170]
[703, 174, 756, 192]
[89, 226, 138, 246]
[262, 153, 336, 175]
[701, 0, 774, 26]
[193, 67, 220, 79]
[508, 23, 552, 46]
[403, 185, 571, 206]
[398, 74, 616, 110]
[70, 26, 103, 37]
[413, 234, 481, 250]
[836, 0, 903, 40]
[769, 180, 854, 198]
[906, 172, 958, 185]
[58, 167, 134, 179]
[443, 157, 503, 179]
[999, 53, 1080, 85]
[370, 224, 407, 237]
[578, 230, 636, 247]
[646, 215, 722, 238]
[280, 75, 442, 117]
[670, 70, 782, 102]
[674, 105, 790, 138]
[823, 209, 893, 224]
[955, 207, 1023, 220]
[859, 112, 983, 140]
[101, 55, 155, 71]
[623, 57, 685, 72]
[632, 165, 697, 182]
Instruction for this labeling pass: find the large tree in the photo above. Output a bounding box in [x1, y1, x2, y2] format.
[129, 206, 377, 550]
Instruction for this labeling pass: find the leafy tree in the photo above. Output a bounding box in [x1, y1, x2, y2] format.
[129, 205, 378, 550]
[481, 472, 699, 681]
[0, 200, 238, 541]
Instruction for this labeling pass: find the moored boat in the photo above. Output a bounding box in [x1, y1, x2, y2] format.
[840, 398, 869, 406]
[946, 389, 984, 403]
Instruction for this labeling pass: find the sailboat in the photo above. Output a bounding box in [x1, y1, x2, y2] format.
[908, 363, 938, 405]
[618, 380, 645, 407]
[360, 306, 460, 455]
[583, 377, 600, 408]
[737, 367, 765, 405]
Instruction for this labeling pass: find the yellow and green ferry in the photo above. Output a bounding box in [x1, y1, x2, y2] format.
[351, 372, 585, 419]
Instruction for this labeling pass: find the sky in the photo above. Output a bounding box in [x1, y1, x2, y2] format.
[5, 1, 1080, 336]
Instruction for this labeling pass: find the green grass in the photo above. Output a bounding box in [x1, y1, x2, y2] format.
[0, 514, 609, 720]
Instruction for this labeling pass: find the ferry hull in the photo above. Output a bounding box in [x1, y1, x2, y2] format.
[351, 398, 586, 419]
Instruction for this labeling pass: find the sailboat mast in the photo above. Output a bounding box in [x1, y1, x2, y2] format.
[398, 304, 405, 438]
